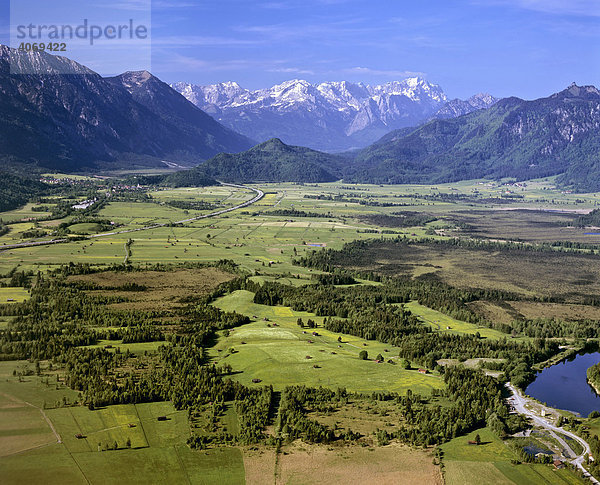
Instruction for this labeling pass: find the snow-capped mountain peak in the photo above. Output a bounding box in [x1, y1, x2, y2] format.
[171, 78, 494, 151]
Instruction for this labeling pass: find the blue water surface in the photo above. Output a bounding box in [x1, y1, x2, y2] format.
[525, 352, 600, 417]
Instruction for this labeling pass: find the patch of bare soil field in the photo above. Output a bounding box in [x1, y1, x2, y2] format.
[450, 209, 600, 243]
[469, 300, 600, 324]
[69, 267, 234, 311]
[467, 301, 522, 325]
[244, 447, 278, 485]
[507, 300, 600, 322]
[344, 241, 600, 300]
[308, 401, 405, 440]
[275, 442, 442, 485]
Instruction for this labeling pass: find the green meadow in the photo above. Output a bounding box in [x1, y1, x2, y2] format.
[4, 178, 600, 483]
[4, 178, 600, 276]
[0, 287, 29, 303]
[211, 290, 444, 394]
[0, 361, 245, 485]
[404, 300, 524, 340]
[441, 427, 585, 485]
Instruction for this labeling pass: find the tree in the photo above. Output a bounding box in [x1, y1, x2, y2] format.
[126, 437, 131, 448]
[359, 350, 368, 360]
[475, 434, 481, 445]
[376, 354, 384, 362]
[400, 359, 411, 369]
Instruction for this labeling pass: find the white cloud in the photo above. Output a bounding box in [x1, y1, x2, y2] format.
[154, 53, 295, 74]
[235, 18, 386, 43]
[268, 67, 315, 75]
[475, 0, 600, 16]
[98, 0, 197, 10]
[152, 35, 261, 47]
[343, 67, 425, 78]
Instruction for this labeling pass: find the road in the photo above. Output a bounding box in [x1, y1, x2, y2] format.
[0, 183, 264, 252]
[506, 383, 599, 483]
[89, 182, 264, 239]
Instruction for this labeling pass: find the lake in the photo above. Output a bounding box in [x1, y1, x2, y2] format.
[525, 352, 600, 417]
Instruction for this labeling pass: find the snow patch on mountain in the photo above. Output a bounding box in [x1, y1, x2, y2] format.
[171, 77, 494, 151]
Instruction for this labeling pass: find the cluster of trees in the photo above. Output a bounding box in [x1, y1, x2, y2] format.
[506, 317, 600, 339]
[312, 273, 356, 285]
[61, 348, 163, 408]
[360, 213, 438, 228]
[272, 369, 523, 449]
[235, 387, 273, 444]
[246, 275, 564, 387]
[385, 367, 508, 446]
[0, 172, 49, 212]
[0, 268, 35, 289]
[303, 193, 405, 207]
[278, 386, 338, 443]
[394, 334, 559, 387]
[264, 209, 331, 219]
[121, 325, 165, 344]
[583, 434, 600, 479]
[165, 200, 217, 211]
[569, 209, 600, 228]
[0, 281, 98, 360]
[587, 363, 600, 393]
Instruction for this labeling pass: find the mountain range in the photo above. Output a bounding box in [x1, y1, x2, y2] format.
[171, 78, 497, 152]
[2, 45, 600, 192]
[0, 45, 252, 172]
[348, 83, 600, 190]
[168, 83, 600, 190]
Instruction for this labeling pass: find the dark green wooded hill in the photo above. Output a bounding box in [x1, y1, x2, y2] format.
[347, 84, 600, 191]
[175, 138, 343, 184]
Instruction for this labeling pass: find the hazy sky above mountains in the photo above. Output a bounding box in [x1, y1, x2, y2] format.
[0, 0, 598, 99]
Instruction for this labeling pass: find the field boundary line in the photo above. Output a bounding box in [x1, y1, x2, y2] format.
[133, 404, 151, 448]
[2, 183, 264, 251]
[173, 444, 192, 485]
[1, 392, 62, 444]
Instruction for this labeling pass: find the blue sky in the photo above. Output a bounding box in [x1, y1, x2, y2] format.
[1, 0, 599, 99]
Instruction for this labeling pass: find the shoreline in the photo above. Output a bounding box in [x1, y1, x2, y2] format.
[588, 376, 600, 398]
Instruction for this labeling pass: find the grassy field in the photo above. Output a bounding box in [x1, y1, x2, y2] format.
[0, 287, 29, 303]
[0, 202, 54, 223]
[0, 361, 246, 485]
[3, 178, 600, 277]
[5, 178, 600, 483]
[441, 427, 585, 485]
[404, 301, 515, 340]
[211, 290, 444, 394]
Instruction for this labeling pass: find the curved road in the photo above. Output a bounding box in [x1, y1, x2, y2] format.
[507, 383, 598, 483]
[0, 183, 264, 251]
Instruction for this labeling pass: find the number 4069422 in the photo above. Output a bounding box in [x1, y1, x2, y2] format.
[18, 42, 67, 52]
